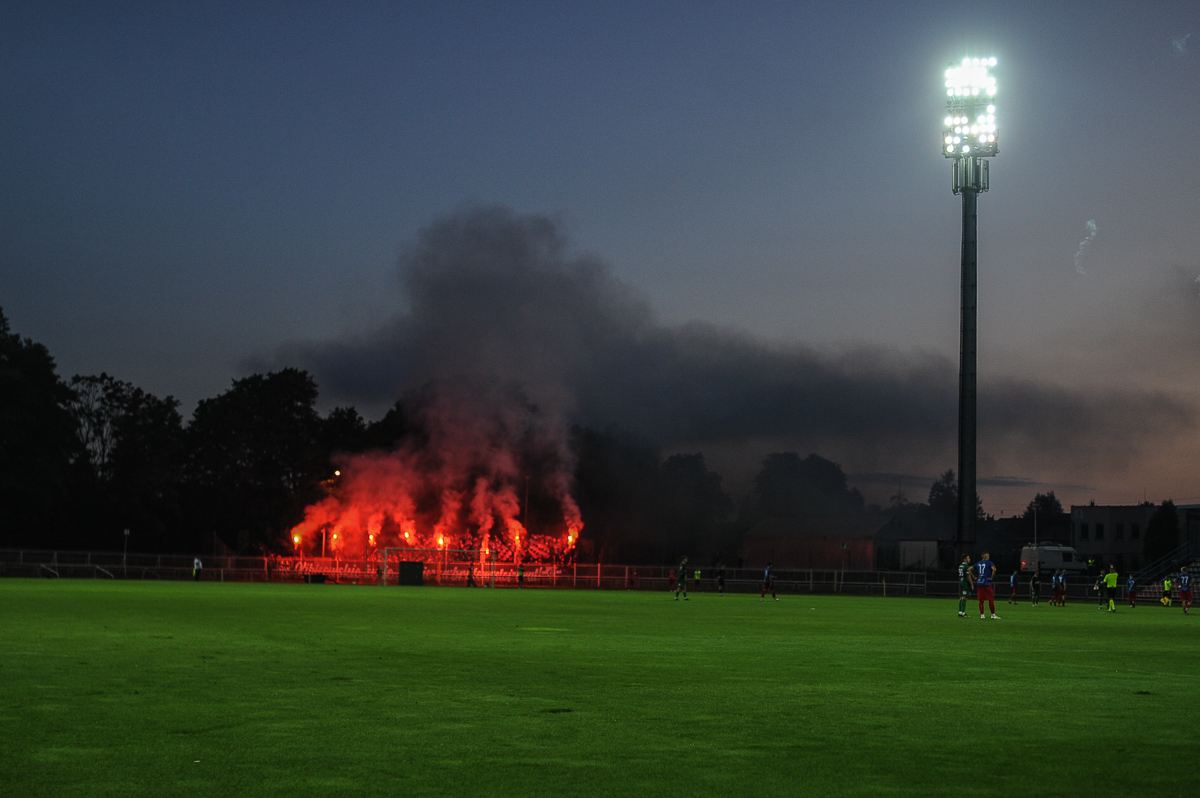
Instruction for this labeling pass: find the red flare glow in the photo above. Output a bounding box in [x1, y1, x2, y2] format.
[289, 384, 582, 560]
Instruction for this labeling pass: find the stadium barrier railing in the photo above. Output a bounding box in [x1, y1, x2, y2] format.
[2, 549, 1189, 602]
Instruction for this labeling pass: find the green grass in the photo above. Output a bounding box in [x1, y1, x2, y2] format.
[1, 580, 1197, 797]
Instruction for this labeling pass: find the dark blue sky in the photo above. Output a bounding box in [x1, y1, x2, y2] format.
[3, 2, 1198, 511]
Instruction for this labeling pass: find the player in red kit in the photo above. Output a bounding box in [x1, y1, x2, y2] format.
[974, 553, 1000, 619]
[760, 562, 777, 602]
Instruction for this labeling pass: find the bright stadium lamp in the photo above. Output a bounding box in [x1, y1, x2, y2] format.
[943, 57, 999, 160]
[942, 56, 999, 560]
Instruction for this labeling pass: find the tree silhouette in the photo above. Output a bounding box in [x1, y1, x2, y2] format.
[1143, 500, 1180, 564]
[0, 308, 81, 547]
[184, 368, 327, 553]
[753, 452, 864, 519]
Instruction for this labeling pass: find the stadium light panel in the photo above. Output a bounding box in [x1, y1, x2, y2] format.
[943, 57, 998, 158]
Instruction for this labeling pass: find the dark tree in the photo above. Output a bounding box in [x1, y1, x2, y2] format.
[68, 373, 185, 550]
[1023, 491, 1064, 519]
[108, 385, 186, 549]
[184, 369, 328, 553]
[1143, 500, 1180, 564]
[69, 373, 125, 482]
[927, 470, 957, 519]
[365, 397, 427, 451]
[753, 452, 864, 519]
[927, 469, 984, 521]
[570, 427, 661, 562]
[658, 453, 732, 560]
[0, 308, 82, 547]
[321, 406, 369, 455]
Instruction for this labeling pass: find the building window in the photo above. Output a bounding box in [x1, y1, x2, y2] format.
[1131, 524, 1140, 540]
[1079, 523, 1089, 540]
[1115, 523, 1124, 540]
[1095, 523, 1104, 540]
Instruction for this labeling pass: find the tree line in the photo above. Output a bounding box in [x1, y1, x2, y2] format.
[3, 308, 1180, 564]
[1, 308, 881, 561]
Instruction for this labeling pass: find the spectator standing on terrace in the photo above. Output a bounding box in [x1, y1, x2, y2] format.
[1178, 571, 1192, 615]
[192, 557, 202, 582]
[760, 561, 777, 602]
[675, 556, 689, 601]
[1126, 574, 1137, 608]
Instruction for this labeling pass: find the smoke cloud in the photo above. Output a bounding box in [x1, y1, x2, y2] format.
[1075, 219, 1097, 275]
[279, 206, 1194, 494]
[290, 378, 581, 558]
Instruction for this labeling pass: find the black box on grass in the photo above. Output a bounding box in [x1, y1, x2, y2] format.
[398, 562, 424, 586]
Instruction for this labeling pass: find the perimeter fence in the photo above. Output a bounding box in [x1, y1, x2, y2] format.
[0, 549, 1175, 601]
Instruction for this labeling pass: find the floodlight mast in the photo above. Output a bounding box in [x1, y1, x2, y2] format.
[943, 56, 998, 561]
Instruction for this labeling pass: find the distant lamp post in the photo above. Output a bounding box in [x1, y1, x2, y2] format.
[123, 528, 130, 577]
[943, 57, 999, 559]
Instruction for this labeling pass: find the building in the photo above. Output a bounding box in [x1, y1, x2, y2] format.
[1070, 503, 1200, 574]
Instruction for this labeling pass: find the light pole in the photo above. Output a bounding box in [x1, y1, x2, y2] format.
[942, 57, 998, 560]
[123, 528, 130, 577]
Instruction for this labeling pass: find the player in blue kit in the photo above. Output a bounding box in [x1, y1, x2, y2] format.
[1051, 570, 1067, 606]
[1126, 574, 1137, 608]
[760, 561, 777, 602]
[1179, 570, 1192, 615]
[974, 553, 1000, 619]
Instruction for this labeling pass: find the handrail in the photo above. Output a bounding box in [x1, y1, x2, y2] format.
[1134, 540, 1196, 583]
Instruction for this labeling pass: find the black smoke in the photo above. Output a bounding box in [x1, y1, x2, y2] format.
[279, 205, 1194, 487]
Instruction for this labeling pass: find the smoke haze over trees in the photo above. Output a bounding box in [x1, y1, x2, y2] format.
[0, 300, 1189, 566]
[2, 208, 1194, 559]
[281, 206, 1194, 501]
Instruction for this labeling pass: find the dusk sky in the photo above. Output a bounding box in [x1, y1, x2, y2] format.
[3, 2, 1198, 514]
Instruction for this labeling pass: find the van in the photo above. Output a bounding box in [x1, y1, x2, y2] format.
[1020, 544, 1086, 573]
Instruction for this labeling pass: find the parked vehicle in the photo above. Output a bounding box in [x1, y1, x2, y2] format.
[1020, 544, 1086, 573]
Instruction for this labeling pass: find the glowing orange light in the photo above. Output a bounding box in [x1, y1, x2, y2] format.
[293, 535, 300, 544]
[334, 470, 341, 476]
[438, 536, 444, 547]
[403, 532, 410, 540]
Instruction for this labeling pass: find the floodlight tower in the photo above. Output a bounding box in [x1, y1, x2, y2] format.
[942, 56, 998, 559]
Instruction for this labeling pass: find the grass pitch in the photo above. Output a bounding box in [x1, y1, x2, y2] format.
[2, 580, 1197, 797]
